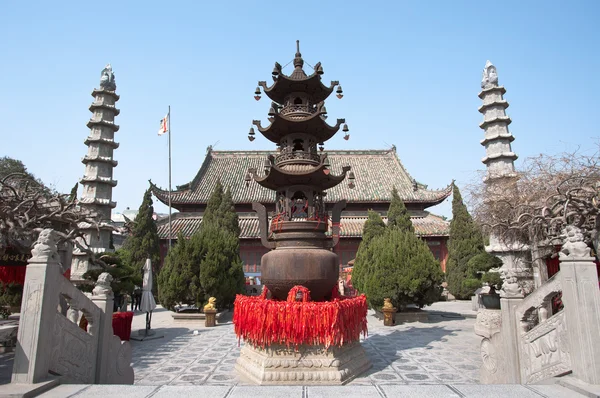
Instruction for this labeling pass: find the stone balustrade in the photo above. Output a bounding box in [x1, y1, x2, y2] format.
[10, 229, 134, 389]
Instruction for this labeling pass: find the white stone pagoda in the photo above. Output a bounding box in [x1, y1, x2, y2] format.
[71, 65, 120, 282]
[479, 60, 518, 181]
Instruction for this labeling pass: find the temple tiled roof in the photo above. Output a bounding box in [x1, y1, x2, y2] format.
[150, 148, 453, 207]
[156, 212, 449, 240]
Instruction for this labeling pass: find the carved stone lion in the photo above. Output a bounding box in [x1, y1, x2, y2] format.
[382, 298, 395, 310]
[559, 225, 590, 260]
[31, 229, 60, 262]
[204, 297, 217, 311]
[92, 272, 114, 298]
[500, 268, 522, 297]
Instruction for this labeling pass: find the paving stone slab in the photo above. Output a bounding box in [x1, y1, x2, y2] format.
[70, 385, 159, 397]
[528, 384, 588, 398]
[307, 385, 382, 398]
[37, 384, 90, 397]
[380, 385, 461, 397]
[152, 385, 232, 397]
[451, 384, 544, 397]
[229, 385, 303, 398]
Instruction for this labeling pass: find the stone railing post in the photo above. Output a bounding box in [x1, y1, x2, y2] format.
[91, 273, 115, 384]
[558, 226, 600, 384]
[11, 229, 62, 384]
[479, 235, 530, 384]
[499, 294, 523, 383]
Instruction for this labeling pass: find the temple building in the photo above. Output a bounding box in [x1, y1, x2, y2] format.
[150, 42, 451, 276]
[151, 147, 452, 275]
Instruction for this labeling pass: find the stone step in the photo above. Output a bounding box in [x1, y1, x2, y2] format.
[37, 383, 589, 398]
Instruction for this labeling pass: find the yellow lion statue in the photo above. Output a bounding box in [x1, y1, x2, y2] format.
[382, 298, 394, 309]
[204, 297, 217, 311]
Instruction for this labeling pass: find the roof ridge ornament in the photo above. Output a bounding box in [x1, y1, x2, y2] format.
[481, 60, 499, 89]
[293, 40, 304, 69]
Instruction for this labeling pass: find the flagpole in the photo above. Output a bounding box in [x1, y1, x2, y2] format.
[168, 105, 172, 249]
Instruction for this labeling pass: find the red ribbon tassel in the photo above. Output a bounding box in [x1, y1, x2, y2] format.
[233, 285, 368, 350]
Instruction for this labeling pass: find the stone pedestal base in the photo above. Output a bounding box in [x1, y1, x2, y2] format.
[382, 308, 396, 326]
[204, 310, 217, 327]
[235, 342, 371, 385]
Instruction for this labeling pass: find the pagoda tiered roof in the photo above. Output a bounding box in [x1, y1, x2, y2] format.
[259, 75, 338, 105]
[258, 41, 339, 105]
[155, 211, 449, 240]
[249, 159, 350, 191]
[150, 148, 453, 209]
[253, 112, 344, 144]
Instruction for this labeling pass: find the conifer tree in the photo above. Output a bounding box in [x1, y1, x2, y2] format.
[122, 189, 161, 279]
[446, 184, 487, 299]
[198, 183, 245, 307]
[80, 250, 143, 297]
[199, 226, 244, 306]
[363, 228, 443, 310]
[202, 180, 224, 226]
[68, 183, 78, 202]
[218, 187, 240, 237]
[350, 210, 386, 293]
[157, 232, 205, 310]
[387, 187, 414, 233]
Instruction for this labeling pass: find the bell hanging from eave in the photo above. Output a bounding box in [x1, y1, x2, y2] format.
[245, 172, 252, 187]
[248, 127, 255, 141]
[268, 106, 276, 117]
[343, 123, 350, 140]
[336, 85, 343, 99]
[348, 171, 356, 189]
[254, 86, 261, 101]
[264, 158, 272, 174]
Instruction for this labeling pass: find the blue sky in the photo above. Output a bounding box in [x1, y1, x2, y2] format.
[2, 1, 599, 218]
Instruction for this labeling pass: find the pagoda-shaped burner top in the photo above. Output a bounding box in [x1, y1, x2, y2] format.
[246, 42, 352, 300]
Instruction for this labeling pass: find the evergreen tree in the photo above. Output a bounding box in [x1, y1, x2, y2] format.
[157, 232, 205, 310]
[80, 250, 142, 297]
[446, 184, 487, 299]
[202, 180, 224, 226]
[387, 187, 414, 233]
[218, 187, 241, 237]
[122, 189, 161, 279]
[363, 228, 443, 310]
[351, 210, 386, 293]
[68, 183, 78, 202]
[198, 183, 244, 307]
[156, 182, 244, 310]
[199, 225, 244, 307]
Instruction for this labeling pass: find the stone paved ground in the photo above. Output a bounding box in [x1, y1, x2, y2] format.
[129, 302, 482, 386]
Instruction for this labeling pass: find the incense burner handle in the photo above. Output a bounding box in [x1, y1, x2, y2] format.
[252, 202, 276, 249]
[326, 200, 346, 249]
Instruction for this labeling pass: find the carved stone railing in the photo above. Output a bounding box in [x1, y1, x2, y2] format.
[514, 273, 570, 383]
[515, 273, 561, 333]
[11, 229, 134, 386]
[518, 311, 570, 384]
[477, 225, 600, 385]
[51, 277, 102, 383]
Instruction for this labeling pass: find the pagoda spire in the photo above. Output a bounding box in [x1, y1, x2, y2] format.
[71, 64, 120, 282]
[478, 60, 518, 181]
